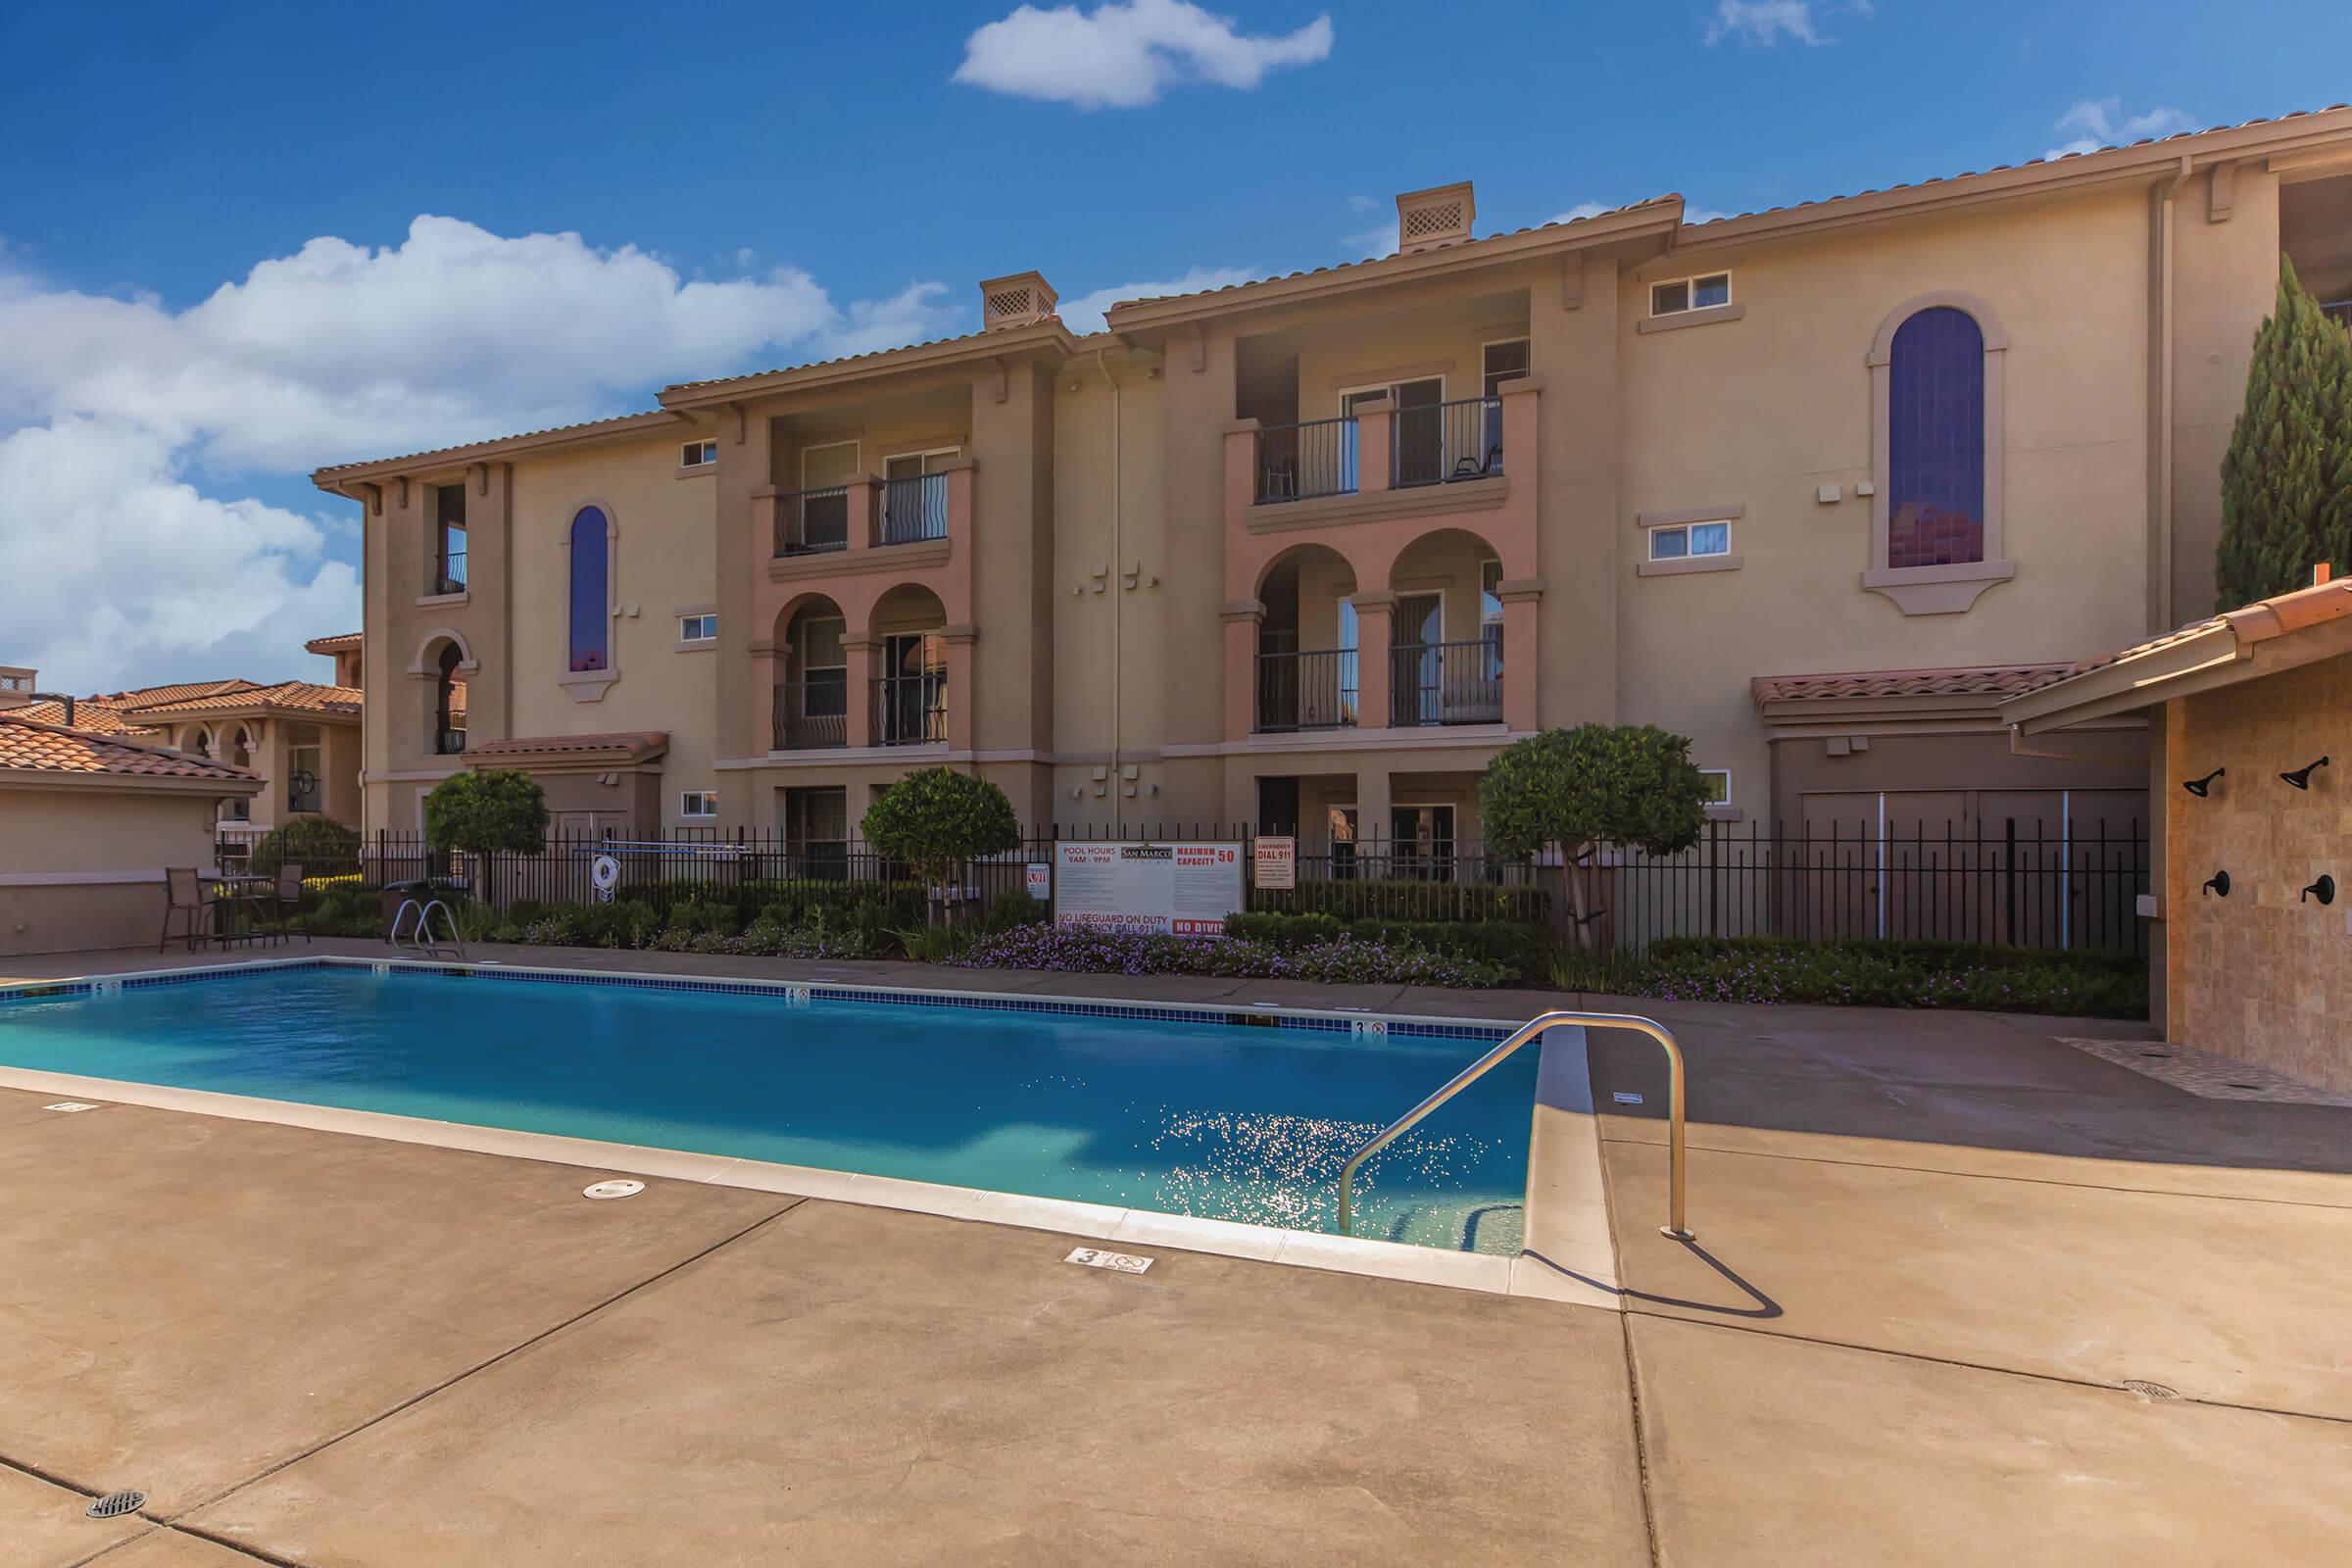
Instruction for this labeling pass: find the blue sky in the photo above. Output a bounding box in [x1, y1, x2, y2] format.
[1, 0, 2341, 691]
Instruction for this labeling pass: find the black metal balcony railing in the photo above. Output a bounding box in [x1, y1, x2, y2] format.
[1254, 416, 1357, 504]
[1391, 638, 1503, 726]
[877, 472, 949, 546]
[431, 548, 467, 597]
[773, 680, 848, 750]
[1253, 648, 1359, 732]
[1393, 397, 1502, 487]
[435, 726, 468, 756]
[872, 671, 949, 746]
[774, 486, 851, 556]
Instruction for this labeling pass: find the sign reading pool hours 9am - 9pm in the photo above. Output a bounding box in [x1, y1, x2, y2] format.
[1053, 841, 1245, 937]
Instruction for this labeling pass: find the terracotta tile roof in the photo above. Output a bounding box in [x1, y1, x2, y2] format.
[1686, 105, 2350, 229]
[10, 700, 161, 737]
[128, 680, 362, 718]
[311, 409, 679, 477]
[466, 731, 668, 761]
[2059, 577, 2352, 678]
[1105, 197, 1680, 314]
[1751, 664, 2076, 706]
[304, 632, 363, 653]
[95, 678, 264, 710]
[0, 713, 259, 782]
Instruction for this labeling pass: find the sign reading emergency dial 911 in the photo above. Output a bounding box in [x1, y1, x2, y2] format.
[1053, 841, 1244, 937]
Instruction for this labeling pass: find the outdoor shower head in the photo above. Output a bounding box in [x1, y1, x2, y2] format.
[2281, 757, 2330, 790]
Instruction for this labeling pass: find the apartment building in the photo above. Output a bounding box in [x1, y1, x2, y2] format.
[314, 108, 2352, 860]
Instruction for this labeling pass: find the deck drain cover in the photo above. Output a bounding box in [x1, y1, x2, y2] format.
[2122, 1380, 2180, 1400]
[1066, 1247, 1153, 1275]
[582, 1180, 644, 1200]
[87, 1490, 145, 1519]
[44, 1102, 100, 1113]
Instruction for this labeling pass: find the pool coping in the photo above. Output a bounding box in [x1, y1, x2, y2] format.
[0, 955, 1621, 1309]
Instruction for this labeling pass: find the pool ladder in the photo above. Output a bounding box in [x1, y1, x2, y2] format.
[1336, 1008, 1692, 1242]
[388, 898, 467, 961]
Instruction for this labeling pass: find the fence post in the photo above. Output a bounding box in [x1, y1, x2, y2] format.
[2002, 817, 2018, 946]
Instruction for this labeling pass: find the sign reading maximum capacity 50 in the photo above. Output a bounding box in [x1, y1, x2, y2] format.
[1053, 842, 1244, 937]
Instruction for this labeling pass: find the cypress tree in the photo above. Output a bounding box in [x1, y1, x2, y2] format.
[2215, 255, 2352, 610]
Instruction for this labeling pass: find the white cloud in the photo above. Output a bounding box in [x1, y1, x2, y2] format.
[1546, 202, 1610, 225]
[1347, 194, 1378, 213]
[1342, 223, 1396, 261]
[1056, 266, 1258, 332]
[1702, 0, 1869, 46]
[0, 218, 964, 692]
[2045, 98, 2196, 160]
[955, 0, 1333, 109]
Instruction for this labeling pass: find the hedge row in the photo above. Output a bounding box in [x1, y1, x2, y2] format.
[1249, 877, 1547, 925]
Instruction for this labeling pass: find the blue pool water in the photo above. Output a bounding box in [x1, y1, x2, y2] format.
[0, 968, 1535, 1252]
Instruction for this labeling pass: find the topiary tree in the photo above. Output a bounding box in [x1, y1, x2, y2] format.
[1479, 724, 1708, 951]
[2216, 254, 2352, 610]
[424, 768, 550, 859]
[250, 816, 360, 880]
[859, 766, 1022, 923]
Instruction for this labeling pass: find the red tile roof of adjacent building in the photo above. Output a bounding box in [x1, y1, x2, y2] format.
[10, 700, 161, 737]
[466, 731, 669, 760]
[1751, 664, 2076, 706]
[128, 680, 363, 718]
[304, 632, 363, 653]
[94, 678, 265, 710]
[0, 713, 260, 781]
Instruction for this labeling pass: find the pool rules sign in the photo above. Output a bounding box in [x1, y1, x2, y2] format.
[1053, 841, 1244, 937]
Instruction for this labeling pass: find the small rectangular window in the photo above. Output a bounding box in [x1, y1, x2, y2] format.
[677, 612, 717, 642]
[1648, 520, 1734, 561]
[680, 789, 717, 818]
[681, 439, 718, 467]
[1649, 271, 1732, 317]
[1698, 769, 1732, 806]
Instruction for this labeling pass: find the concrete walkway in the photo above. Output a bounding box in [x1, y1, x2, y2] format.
[4, 943, 2349, 1563]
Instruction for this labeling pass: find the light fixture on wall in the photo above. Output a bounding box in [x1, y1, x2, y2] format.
[2201, 870, 2230, 898]
[2302, 875, 2335, 906]
[2181, 767, 2225, 798]
[2280, 756, 2330, 790]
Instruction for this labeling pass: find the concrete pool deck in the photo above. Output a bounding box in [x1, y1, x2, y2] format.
[4, 941, 2351, 1562]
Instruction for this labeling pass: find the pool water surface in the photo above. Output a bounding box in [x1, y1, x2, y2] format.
[0, 968, 1537, 1252]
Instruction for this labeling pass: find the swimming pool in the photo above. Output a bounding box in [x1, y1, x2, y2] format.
[0, 965, 1538, 1253]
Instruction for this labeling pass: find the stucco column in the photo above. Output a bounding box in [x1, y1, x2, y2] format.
[843, 632, 878, 748]
[749, 639, 781, 752]
[1349, 591, 1396, 729]
[940, 456, 977, 545]
[1496, 580, 1544, 732]
[842, 473, 879, 552]
[942, 624, 978, 752]
[1354, 765, 1393, 872]
[1222, 419, 1259, 521]
[1353, 396, 1393, 494]
[1221, 599, 1264, 740]
[750, 487, 779, 562]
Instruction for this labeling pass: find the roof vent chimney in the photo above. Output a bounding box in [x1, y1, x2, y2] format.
[1396, 181, 1475, 255]
[0, 665, 36, 710]
[979, 271, 1058, 331]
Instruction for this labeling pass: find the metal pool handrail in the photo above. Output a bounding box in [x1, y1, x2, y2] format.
[1336, 1008, 1693, 1241]
[388, 898, 467, 961]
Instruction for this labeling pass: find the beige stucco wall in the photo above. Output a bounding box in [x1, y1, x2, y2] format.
[0, 786, 227, 956]
[2165, 654, 2352, 1093]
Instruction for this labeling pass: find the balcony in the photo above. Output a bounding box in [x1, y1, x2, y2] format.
[430, 547, 467, 598]
[1391, 637, 1502, 727]
[875, 472, 948, 545]
[1253, 648, 1358, 732]
[1250, 398, 1501, 507]
[872, 670, 948, 747]
[771, 470, 958, 558]
[773, 681, 847, 749]
[774, 486, 851, 557]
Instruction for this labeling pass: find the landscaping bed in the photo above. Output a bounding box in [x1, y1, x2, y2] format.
[1551, 937, 2147, 1018]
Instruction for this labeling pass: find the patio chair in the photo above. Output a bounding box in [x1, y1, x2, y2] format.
[160, 867, 217, 953]
[267, 862, 308, 947]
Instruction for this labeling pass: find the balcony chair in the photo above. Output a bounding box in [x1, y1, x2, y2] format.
[160, 866, 218, 953]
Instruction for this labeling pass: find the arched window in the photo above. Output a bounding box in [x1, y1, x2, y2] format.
[1886, 307, 1985, 569]
[435, 643, 468, 755]
[568, 507, 610, 672]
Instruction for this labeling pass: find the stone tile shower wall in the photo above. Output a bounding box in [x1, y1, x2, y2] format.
[2167, 651, 2352, 1093]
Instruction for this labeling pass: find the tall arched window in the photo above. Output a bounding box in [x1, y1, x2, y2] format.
[568, 507, 610, 672]
[435, 643, 468, 755]
[1886, 307, 1985, 569]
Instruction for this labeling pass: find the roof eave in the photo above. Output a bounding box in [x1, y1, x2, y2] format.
[309, 411, 693, 492]
[1104, 200, 1684, 334]
[657, 319, 1088, 411]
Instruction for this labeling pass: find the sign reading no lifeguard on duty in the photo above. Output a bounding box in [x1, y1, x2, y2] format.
[1053, 841, 1243, 937]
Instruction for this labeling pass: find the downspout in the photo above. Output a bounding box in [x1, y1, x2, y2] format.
[1091, 348, 1122, 826]
[2152, 154, 2192, 633]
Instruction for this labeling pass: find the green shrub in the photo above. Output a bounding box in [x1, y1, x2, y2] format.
[976, 889, 1049, 935]
[1222, 910, 1345, 947]
[252, 817, 361, 879]
[424, 769, 550, 856]
[1549, 936, 2146, 1018]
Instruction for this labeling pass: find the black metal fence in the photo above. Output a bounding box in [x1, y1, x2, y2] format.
[1253, 416, 1355, 503]
[1393, 395, 1501, 486]
[773, 486, 850, 555]
[876, 472, 948, 545]
[871, 672, 948, 746]
[774, 682, 847, 749]
[1391, 639, 1503, 726]
[281, 815, 2148, 954]
[1254, 648, 1358, 732]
